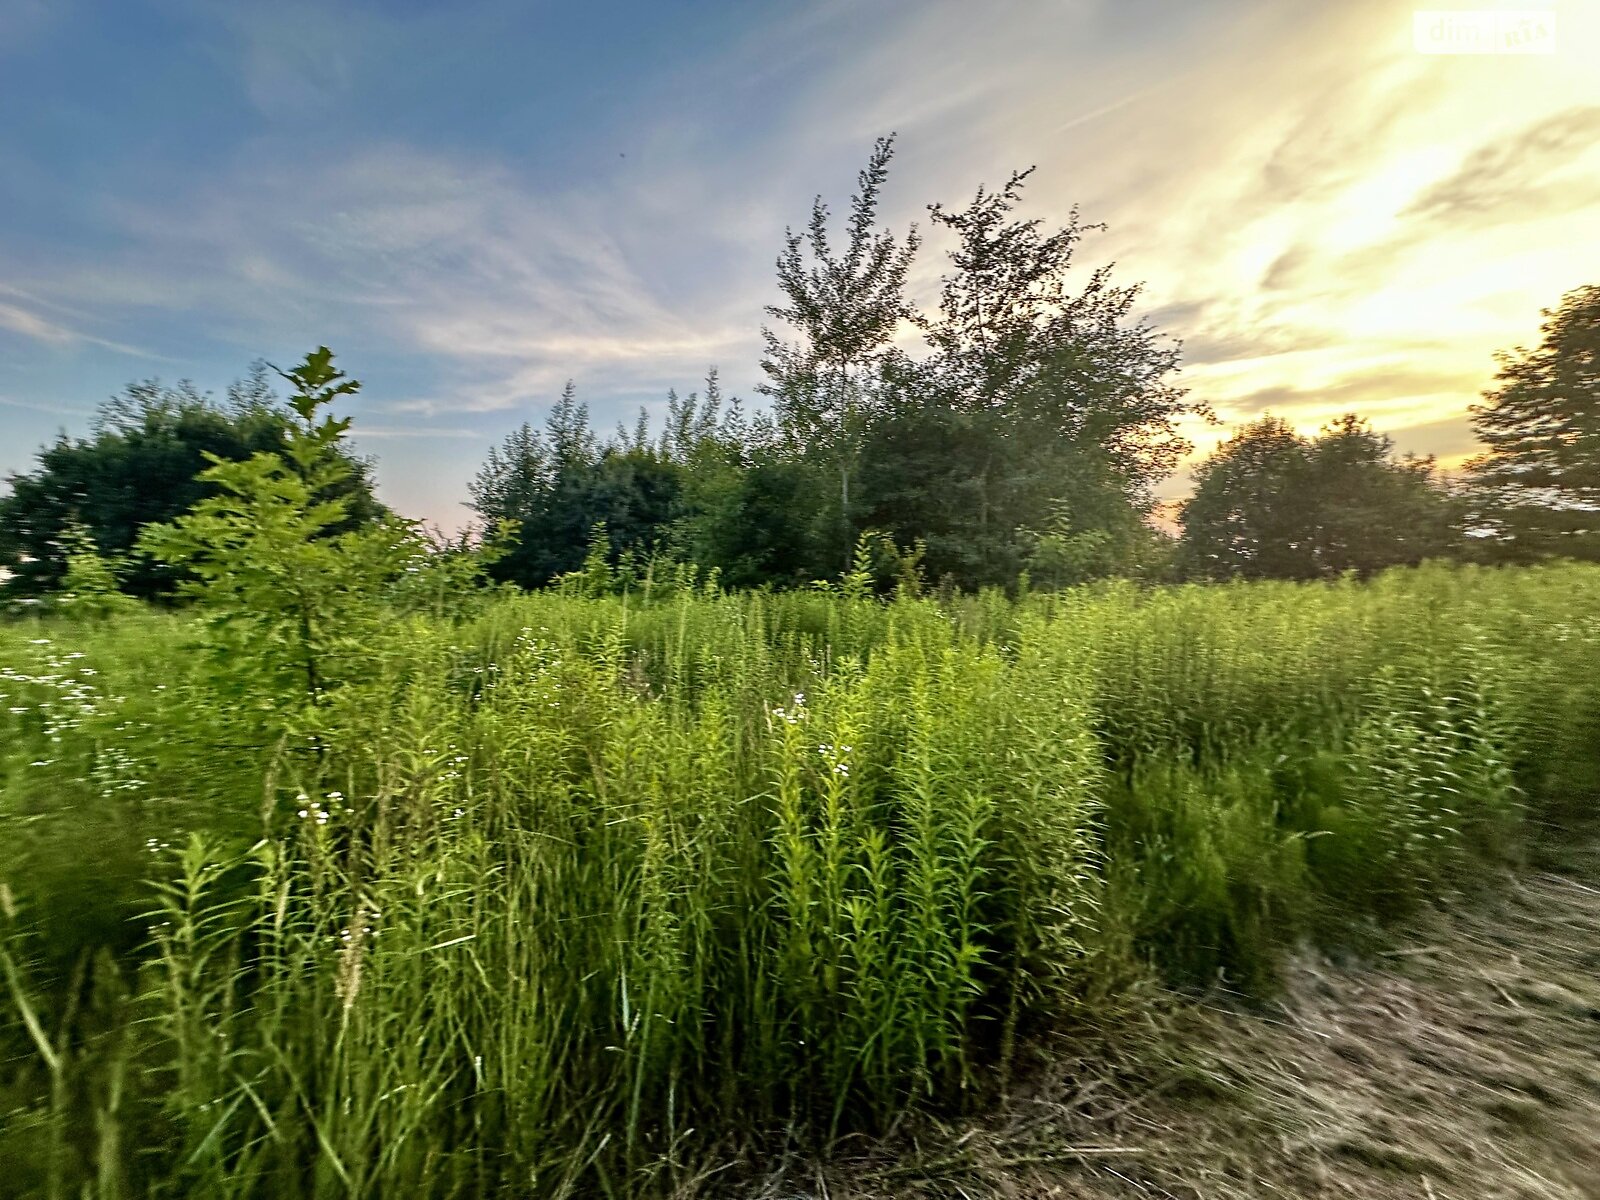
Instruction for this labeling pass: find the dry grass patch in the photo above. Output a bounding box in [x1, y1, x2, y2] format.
[763, 857, 1600, 1200]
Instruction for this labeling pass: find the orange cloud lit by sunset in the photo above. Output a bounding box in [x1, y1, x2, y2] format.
[1041, 0, 1600, 488]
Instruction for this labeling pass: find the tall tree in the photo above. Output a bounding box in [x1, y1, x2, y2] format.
[760, 135, 921, 570]
[1467, 284, 1600, 561]
[671, 449, 819, 588]
[921, 168, 1195, 507]
[658, 371, 724, 464]
[852, 166, 1198, 588]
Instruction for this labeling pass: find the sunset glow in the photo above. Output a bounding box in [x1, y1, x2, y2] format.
[0, 0, 1595, 523]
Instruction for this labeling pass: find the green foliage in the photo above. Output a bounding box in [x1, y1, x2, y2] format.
[672, 446, 820, 588]
[470, 140, 1201, 597]
[761, 135, 921, 572]
[1103, 754, 1313, 992]
[0, 365, 384, 600]
[137, 348, 419, 738]
[918, 168, 1194, 496]
[757, 144, 1198, 587]
[1468, 283, 1600, 561]
[1024, 495, 1175, 589]
[387, 520, 517, 620]
[54, 522, 139, 618]
[5, 563, 1600, 1196]
[470, 383, 698, 588]
[1180, 414, 1459, 580]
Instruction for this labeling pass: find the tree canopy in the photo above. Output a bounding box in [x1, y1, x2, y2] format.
[1179, 414, 1458, 580]
[0, 364, 384, 599]
[1467, 284, 1600, 562]
[466, 143, 1202, 594]
[746, 138, 1202, 589]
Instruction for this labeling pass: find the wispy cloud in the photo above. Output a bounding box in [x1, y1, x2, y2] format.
[14, 142, 763, 417]
[1404, 105, 1600, 225]
[0, 296, 164, 360]
[0, 393, 93, 418]
[0, 300, 75, 344]
[3, 0, 1598, 525]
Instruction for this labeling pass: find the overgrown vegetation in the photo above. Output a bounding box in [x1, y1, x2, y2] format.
[0, 140, 1597, 1199]
[0, 365, 384, 601]
[4, 532, 1599, 1195]
[4, 145, 1596, 598]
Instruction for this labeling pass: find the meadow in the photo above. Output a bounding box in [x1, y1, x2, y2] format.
[4, 562, 1600, 1197]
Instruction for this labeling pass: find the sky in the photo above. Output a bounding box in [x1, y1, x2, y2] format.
[1, 0, 1596, 528]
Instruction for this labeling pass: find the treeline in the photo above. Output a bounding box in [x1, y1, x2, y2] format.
[468, 139, 1195, 592]
[1183, 277, 1600, 577]
[2, 136, 1598, 598]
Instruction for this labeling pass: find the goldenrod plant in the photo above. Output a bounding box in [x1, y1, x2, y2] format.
[4, 556, 1599, 1195]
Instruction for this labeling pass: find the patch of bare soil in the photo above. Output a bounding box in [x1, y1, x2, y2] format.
[749, 860, 1600, 1199]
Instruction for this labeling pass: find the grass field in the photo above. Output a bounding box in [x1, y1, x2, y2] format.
[4, 563, 1600, 1197]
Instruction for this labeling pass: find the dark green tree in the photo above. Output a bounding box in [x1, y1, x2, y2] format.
[472, 382, 691, 587]
[1179, 414, 1457, 580]
[586, 448, 682, 563]
[1467, 284, 1600, 561]
[472, 371, 827, 590]
[471, 382, 598, 586]
[853, 400, 1024, 586]
[673, 447, 820, 588]
[850, 166, 1197, 588]
[1310, 415, 1459, 574]
[659, 377, 822, 587]
[0, 365, 383, 599]
[467, 421, 551, 532]
[1180, 417, 1320, 581]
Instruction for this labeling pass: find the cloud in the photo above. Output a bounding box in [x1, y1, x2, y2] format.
[0, 393, 93, 417]
[194, 1, 380, 122]
[1259, 245, 1311, 294]
[14, 142, 766, 418]
[0, 295, 162, 360]
[6, 0, 1599, 526]
[1403, 105, 1600, 226]
[0, 300, 74, 344]
[1252, 63, 1416, 210]
[1224, 366, 1487, 425]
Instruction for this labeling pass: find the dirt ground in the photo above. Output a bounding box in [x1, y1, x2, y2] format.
[750, 856, 1600, 1199]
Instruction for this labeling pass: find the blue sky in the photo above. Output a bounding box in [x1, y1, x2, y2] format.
[2, 0, 1596, 527]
